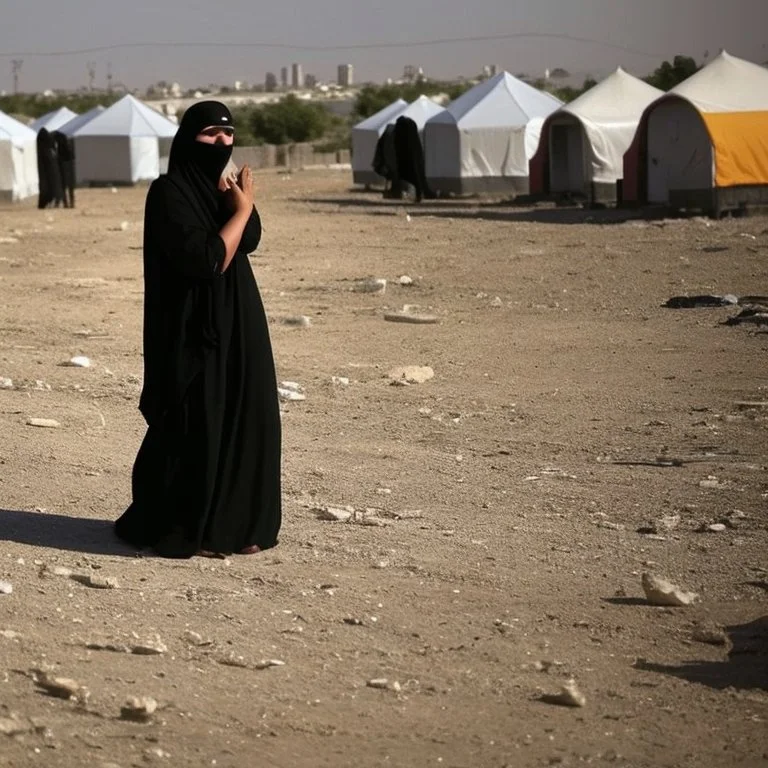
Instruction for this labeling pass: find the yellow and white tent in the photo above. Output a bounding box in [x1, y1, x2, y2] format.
[624, 51, 768, 211]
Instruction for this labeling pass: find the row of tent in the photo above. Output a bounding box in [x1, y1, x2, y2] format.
[352, 51, 768, 213]
[0, 95, 178, 201]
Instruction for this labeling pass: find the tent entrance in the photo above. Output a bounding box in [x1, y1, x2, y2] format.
[549, 120, 587, 197]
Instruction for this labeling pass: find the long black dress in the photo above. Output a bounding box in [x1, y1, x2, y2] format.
[115, 102, 281, 558]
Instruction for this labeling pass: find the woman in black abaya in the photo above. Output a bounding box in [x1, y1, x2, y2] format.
[115, 101, 281, 558]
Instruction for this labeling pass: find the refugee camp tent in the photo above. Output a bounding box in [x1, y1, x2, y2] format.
[58, 106, 105, 137]
[71, 95, 177, 185]
[351, 99, 408, 185]
[424, 72, 562, 195]
[623, 51, 768, 214]
[0, 110, 39, 202]
[529, 68, 663, 202]
[31, 107, 79, 133]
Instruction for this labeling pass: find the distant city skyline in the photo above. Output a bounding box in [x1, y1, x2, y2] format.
[0, 0, 765, 93]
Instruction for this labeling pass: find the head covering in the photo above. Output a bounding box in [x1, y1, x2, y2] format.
[166, 101, 235, 224]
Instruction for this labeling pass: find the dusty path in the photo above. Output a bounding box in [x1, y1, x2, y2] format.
[0, 172, 766, 767]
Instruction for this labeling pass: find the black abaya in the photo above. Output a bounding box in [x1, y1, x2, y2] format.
[115, 101, 281, 557]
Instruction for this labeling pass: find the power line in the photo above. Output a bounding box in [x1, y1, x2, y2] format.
[0, 32, 664, 59]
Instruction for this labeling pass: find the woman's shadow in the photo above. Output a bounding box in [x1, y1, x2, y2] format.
[0, 507, 138, 557]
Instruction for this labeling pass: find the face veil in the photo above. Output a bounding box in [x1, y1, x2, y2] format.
[167, 101, 235, 221]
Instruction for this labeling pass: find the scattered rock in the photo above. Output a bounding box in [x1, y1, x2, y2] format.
[490, 296, 503, 308]
[367, 678, 400, 691]
[343, 617, 364, 626]
[281, 315, 312, 328]
[692, 623, 729, 646]
[542, 679, 586, 708]
[0, 236, 20, 245]
[26, 418, 61, 429]
[60, 356, 91, 368]
[331, 376, 350, 386]
[641, 573, 699, 607]
[384, 310, 439, 324]
[315, 505, 353, 522]
[387, 365, 434, 385]
[130, 638, 167, 655]
[699, 476, 728, 489]
[254, 659, 285, 670]
[0, 581, 12, 595]
[0, 377, 13, 389]
[70, 573, 119, 589]
[120, 696, 158, 722]
[278, 381, 306, 402]
[182, 630, 212, 647]
[697, 523, 727, 534]
[0, 629, 21, 639]
[354, 278, 387, 294]
[33, 671, 89, 702]
[0, 714, 31, 736]
[398, 275, 414, 285]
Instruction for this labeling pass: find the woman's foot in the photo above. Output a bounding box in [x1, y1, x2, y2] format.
[197, 549, 227, 559]
[238, 544, 261, 555]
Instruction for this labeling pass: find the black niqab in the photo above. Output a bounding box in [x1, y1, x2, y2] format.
[168, 101, 235, 222]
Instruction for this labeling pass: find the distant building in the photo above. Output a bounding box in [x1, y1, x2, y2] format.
[304, 74, 317, 89]
[337, 64, 354, 87]
[482, 65, 497, 78]
[291, 63, 303, 89]
[265, 72, 277, 92]
[280, 67, 288, 88]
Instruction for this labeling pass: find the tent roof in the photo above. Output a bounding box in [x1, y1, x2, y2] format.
[668, 51, 768, 113]
[72, 94, 178, 137]
[58, 105, 106, 136]
[31, 106, 79, 132]
[0, 109, 37, 145]
[353, 99, 408, 131]
[558, 68, 664, 125]
[398, 95, 445, 128]
[429, 71, 562, 128]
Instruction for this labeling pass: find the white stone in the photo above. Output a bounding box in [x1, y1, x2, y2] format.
[65, 356, 91, 368]
[315, 506, 353, 522]
[0, 377, 13, 389]
[331, 376, 350, 386]
[398, 275, 414, 285]
[27, 418, 60, 429]
[387, 365, 434, 385]
[641, 573, 699, 607]
[0, 581, 12, 595]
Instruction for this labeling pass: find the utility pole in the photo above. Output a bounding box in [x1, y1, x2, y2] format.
[87, 61, 96, 91]
[11, 59, 23, 94]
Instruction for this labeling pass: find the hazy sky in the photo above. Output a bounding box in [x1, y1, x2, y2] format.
[1, 0, 765, 93]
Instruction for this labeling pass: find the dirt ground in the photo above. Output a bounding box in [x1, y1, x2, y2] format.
[0, 171, 767, 768]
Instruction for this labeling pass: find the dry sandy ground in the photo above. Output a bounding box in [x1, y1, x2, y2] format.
[0, 172, 767, 768]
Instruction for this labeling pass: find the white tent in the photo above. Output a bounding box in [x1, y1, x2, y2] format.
[424, 72, 562, 195]
[71, 95, 178, 185]
[351, 99, 407, 185]
[531, 68, 663, 202]
[0, 110, 39, 202]
[397, 95, 445, 130]
[58, 106, 105, 137]
[31, 107, 79, 133]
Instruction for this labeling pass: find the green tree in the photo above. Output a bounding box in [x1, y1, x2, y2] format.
[248, 94, 331, 144]
[645, 55, 699, 91]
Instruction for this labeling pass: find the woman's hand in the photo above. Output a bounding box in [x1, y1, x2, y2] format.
[225, 165, 254, 215]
